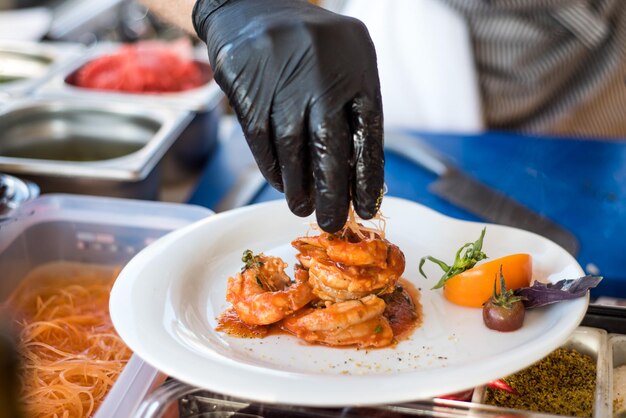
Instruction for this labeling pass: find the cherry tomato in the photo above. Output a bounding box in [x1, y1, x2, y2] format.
[443, 254, 532, 308]
[483, 298, 525, 332]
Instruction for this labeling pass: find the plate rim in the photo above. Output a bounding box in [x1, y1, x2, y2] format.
[110, 196, 587, 406]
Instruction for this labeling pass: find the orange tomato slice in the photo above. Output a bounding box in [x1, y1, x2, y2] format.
[442, 254, 532, 308]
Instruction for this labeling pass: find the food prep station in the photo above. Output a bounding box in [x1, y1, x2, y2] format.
[1, 17, 626, 418]
[0, 40, 222, 200]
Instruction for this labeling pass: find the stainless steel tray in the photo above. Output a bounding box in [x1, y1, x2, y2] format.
[35, 42, 223, 112]
[133, 326, 613, 418]
[0, 97, 193, 199]
[472, 326, 610, 418]
[610, 334, 626, 417]
[0, 40, 84, 99]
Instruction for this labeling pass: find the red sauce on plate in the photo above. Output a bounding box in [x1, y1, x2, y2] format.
[216, 308, 269, 338]
[381, 278, 423, 341]
[217, 278, 423, 346]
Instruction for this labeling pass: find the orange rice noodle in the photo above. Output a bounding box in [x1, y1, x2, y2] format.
[3, 262, 131, 418]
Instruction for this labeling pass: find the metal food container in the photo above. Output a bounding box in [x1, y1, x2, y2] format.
[0, 173, 39, 217]
[35, 42, 224, 174]
[131, 327, 611, 418]
[0, 193, 212, 418]
[0, 41, 84, 99]
[472, 326, 610, 418]
[609, 334, 626, 417]
[0, 98, 193, 199]
[38, 42, 222, 112]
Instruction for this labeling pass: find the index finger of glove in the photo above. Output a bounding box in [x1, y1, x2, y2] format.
[309, 105, 351, 233]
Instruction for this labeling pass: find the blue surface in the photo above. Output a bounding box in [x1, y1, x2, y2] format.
[189, 129, 626, 298]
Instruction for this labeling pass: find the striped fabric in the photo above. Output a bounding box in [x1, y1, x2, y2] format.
[440, 0, 626, 139]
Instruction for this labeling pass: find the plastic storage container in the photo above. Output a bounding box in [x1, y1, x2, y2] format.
[0, 193, 212, 418]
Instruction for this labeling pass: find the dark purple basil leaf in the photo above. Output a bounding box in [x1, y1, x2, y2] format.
[514, 275, 603, 309]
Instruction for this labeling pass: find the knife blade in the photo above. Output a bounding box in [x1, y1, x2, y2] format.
[384, 132, 580, 256]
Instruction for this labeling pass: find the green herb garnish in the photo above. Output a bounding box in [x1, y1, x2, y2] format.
[241, 249, 262, 271]
[419, 227, 488, 289]
[491, 265, 524, 308]
[374, 324, 383, 334]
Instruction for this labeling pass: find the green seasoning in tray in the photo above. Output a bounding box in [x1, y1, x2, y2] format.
[484, 347, 596, 417]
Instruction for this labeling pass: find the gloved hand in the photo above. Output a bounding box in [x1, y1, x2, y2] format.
[193, 0, 385, 232]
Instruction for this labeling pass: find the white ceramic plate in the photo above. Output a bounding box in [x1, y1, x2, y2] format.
[110, 197, 587, 406]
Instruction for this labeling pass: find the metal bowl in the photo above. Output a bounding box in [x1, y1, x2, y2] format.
[0, 98, 193, 199]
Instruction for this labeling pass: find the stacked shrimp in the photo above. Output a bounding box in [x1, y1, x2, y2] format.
[225, 222, 406, 348]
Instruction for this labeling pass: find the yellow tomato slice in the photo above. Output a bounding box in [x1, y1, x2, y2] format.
[442, 254, 532, 308]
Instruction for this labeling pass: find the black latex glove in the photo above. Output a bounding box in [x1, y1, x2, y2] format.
[193, 0, 385, 232]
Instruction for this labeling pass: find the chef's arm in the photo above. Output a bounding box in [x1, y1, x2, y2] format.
[138, 0, 196, 34]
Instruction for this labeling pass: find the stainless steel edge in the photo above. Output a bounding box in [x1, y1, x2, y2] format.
[0, 97, 194, 181]
[114, 108, 195, 181]
[0, 40, 86, 99]
[133, 380, 203, 418]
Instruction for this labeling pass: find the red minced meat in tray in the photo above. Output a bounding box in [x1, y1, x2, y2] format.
[74, 39, 207, 93]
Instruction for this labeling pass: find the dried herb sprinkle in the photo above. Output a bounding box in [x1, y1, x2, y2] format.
[484, 347, 596, 417]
